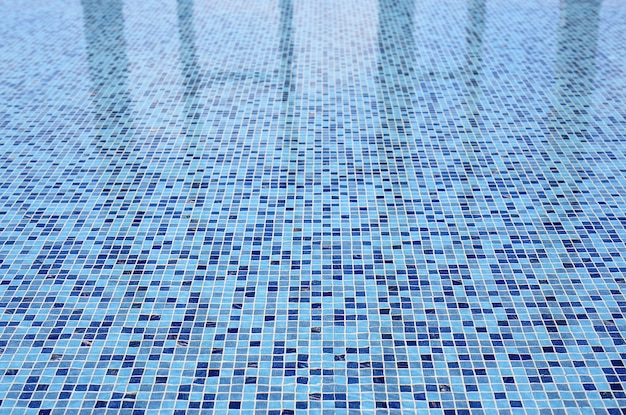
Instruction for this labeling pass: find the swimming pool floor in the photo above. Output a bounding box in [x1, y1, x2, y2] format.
[0, 0, 625, 413]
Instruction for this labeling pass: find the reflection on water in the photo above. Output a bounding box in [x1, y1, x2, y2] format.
[551, 0, 601, 133]
[461, 0, 486, 123]
[177, 0, 204, 136]
[545, 0, 601, 181]
[279, 0, 295, 104]
[82, 0, 131, 130]
[278, 0, 296, 147]
[177, 0, 201, 99]
[374, 1, 417, 267]
[376, 0, 414, 138]
[450, 0, 487, 234]
[275, 0, 301, 216]
[175, 0, 294, 136]
[82, 0, 136, 168]
[541, 0, 601, 280]
[270, 0, 297, 191]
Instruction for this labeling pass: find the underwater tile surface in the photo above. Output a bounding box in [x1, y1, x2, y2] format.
[1, 0, 626, 413]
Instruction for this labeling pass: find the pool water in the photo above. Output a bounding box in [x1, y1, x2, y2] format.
[0, 0, 625, 413]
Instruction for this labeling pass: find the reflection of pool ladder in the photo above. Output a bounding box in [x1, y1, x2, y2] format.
[523, 0, 603, 276]
[456, 0, 607, 339]
[455, 0, 603, 251]
[174, 0, 298, 193]
[176, 0, 294, 133]
[175, 0, 299, 281]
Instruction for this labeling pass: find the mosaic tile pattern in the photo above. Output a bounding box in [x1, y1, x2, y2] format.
[1, 0, 626, 413]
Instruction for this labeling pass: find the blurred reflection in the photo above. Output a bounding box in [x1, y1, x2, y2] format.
[175, 0, 294, 134]
[537, 0, 601, 315]
[177, 0, 203, 135]
[544, 0, 601, 204]
[376, 0, 415, 139]
[460, 0, 486, 125]
[456, 0, 487, 226]
[82, 0, 133, 148]
[279, 0, 295, 104]
[278, 0, 296, 146]
[550, 0, 601, 134]
[277, 0, 299, 205]
[373, 0, 417, 266]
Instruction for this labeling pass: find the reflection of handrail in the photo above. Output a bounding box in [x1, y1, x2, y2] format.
[175, 0, 295, 147]
[82, 0, 131, 120]
[181, 70, 282, 86]
[374, 0, 417, 244]
[543, 0, 601, 175]
[448, 0, 487, 237]
[460, 0, 486, 117]
[538, 0, 601, 221]
[82, 0, 134, 158]
[376, 0, 415, 133]
[177, 0, 201, 98]
[383, 0, 486, 98]
[551, 0, 601, 120]
[279, 0, 295, 103]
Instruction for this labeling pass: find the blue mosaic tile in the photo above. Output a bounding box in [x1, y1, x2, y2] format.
[1, 0, 626, 413]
